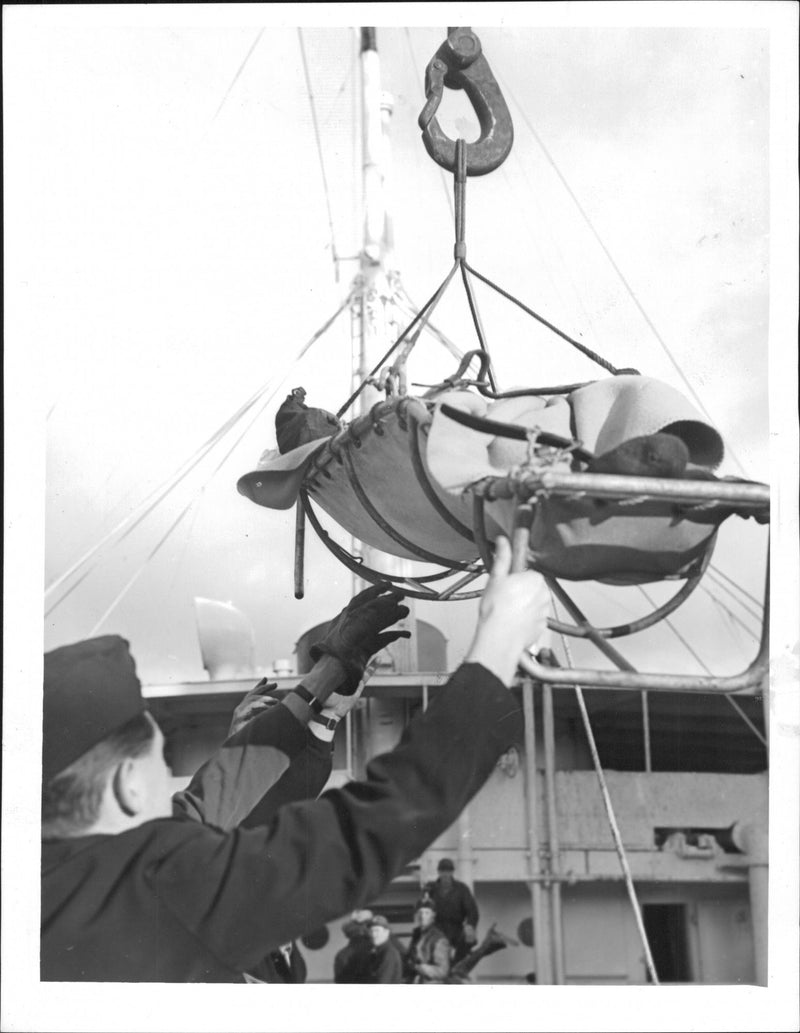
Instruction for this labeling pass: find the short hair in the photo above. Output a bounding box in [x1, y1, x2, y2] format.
[41, 711, 156, 838]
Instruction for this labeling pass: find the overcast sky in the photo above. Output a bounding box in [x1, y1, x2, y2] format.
[3, 4, 799, 1030]
[10, 13, 777, 684]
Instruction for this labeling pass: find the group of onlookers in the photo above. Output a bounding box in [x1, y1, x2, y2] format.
[334, 859, 487, 984]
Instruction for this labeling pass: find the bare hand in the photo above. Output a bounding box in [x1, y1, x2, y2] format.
[320, 656, 380, 720]
[465, 536, 549, 686]
[228, 679, 279, 737]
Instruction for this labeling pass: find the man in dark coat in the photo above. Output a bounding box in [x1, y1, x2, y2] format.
[245, 941, 307, 984]
[333, 911, 374, 983]
[367, 915, 403, 984]
[426, 857, 480, 962]
[41, 539, 549, 982]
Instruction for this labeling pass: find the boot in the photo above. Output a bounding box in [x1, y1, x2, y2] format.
[450, 923, 518, 978]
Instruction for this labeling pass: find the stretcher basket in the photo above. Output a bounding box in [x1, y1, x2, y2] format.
[237, 376, 770, 693]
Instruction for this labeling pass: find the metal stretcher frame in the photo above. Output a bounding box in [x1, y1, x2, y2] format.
[496, 474, 770, 695]
[298, 419, 770, 692]
[519, 612, 768, 694]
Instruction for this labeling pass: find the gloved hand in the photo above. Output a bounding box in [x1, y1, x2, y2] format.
[228, 678, 279, 737]
[310, 584, 411, 694]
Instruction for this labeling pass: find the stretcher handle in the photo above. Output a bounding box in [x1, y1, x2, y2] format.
[511, 503, 534, 573]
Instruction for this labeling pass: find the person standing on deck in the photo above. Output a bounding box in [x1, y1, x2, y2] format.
[425, 857, 480, 963]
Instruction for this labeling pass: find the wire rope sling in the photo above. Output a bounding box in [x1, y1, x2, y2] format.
[237, 27, 769, 692]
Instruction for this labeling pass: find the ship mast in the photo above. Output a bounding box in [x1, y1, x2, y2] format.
[352, 27, 416, 672]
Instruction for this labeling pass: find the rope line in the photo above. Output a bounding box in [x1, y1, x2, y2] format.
[46, 292, 355, 606]
[212, 29, 265, 123]
[85, 365, 292, 635]
[705, 569, 764, 624]
[46, 393, 267, 599]
[87, 497, 196, 638]
[460, 265, 493, 372]
[553, 614, 660, 985]
[298, 28, 341, 281]
[699, 584, 761, 642]
[499, 160, 605, 357]
[44, 569, 92, 620]
[320, 60, 354, 131]
[499, 68, 752, 478]
[48, 391, 273, 622]
[721, 695, 768, 748]
[395, 289, 464, 361]
[464, 261, 625, 375]
[708, 563, 764, 610]
[167, 490, 205, 597]
[336, 262, 459, 418]
[635, 585, 714, 673]
[635, 584, 767, 747]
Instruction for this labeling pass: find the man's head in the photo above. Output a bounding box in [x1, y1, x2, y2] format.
[416, 900, 436, 930]
[369, 915, 391, 947]
[42, 636, 173, 838]
[437, 857, 455, 884]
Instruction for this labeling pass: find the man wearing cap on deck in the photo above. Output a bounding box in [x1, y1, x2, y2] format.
[425, 857, 480, 963]
[41, 538, 549, 982]
[406, 897, 451, 984]
[367, 915, 403, 984]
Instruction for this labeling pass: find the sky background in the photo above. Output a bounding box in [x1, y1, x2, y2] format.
[12, 15, 775, 685]
[3, 5, 798, 1032]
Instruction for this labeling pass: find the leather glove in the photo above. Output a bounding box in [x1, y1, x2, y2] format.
[310, 584, 411, 694]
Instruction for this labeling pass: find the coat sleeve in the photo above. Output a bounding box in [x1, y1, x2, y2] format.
[171, 698, 312, 830]
[151, 663, 521, 973]
[241, 731, 333, 829]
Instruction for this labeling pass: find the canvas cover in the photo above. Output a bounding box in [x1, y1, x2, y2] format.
[239, 397, 485, 565]
[425, 376, 725, 585]
[238, 377, 728, 584]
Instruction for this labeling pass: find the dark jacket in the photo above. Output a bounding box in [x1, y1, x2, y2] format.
[41, 663, 520, 982]
[369, 940, 404, 984]
[426, 877, 480, 949]
[334, 926, 373, 983]
[246, 941, 307, 983]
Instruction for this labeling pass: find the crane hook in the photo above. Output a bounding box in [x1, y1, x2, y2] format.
[418, 27, 514, 176]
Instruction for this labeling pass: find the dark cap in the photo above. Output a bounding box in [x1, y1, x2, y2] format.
[437, 858, 455, 872]
[415, 895, 436, 912]
[369, 915, 391, 930]
[43, 635, 145, 783]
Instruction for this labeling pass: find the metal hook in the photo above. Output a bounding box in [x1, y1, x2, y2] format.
[446, 348, 494, 385]
[418, 27, 514, 176]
